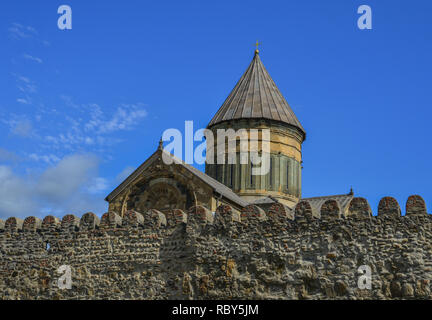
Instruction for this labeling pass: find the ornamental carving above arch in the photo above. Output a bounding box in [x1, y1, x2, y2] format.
[125, 177, 194, 214]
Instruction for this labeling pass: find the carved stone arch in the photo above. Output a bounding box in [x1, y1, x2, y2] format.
[125, 176, 195, 214]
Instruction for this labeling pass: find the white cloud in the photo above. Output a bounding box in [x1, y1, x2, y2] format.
[8, 23, 32, 39]
[39, 100, 147, 155]
[12, 73, 37, 96]
[0, 166, 36, 218]
[28, 153, 60, 164]
[22, 53, 43, 64]
[87, 177, 109, 194]
[8, 23, 49, 46]
[38, 154, 99, 201]
[85, 103, 148, 134]
[0, 154, 109, 219]
[11, 119, 33, 137]
[17, 97, 31, 104]
[116, 166, 135, 182]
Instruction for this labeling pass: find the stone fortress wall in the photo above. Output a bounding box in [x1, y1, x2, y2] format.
[0, 194, 430, 300]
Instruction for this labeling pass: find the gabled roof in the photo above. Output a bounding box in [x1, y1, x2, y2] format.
[105, 147, 249, 208]
[208, 51, 305, 138]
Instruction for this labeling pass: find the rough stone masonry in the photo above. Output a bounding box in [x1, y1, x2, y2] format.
[0, 195, 430, 300]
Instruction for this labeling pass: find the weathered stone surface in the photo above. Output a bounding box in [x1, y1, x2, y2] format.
[145, 209, 167, 228]
[5, 217, 23, 232]
[214, 205, 240, 225]
[268, 203, 294, 222]
[406, 195, 427, 216]
[100, 211, 122, 229]
[294, 200, 315, 222]
[42, 215, 60, 229]
[321, 200, 340, 220]
[123, 210, 144, 227]
[80, 212, 100, 230]
[188, 205, 213, 225]
[165, 209, 187, 227]
[241, 205, 266, 223]
[348, 197, 372, 219]
[23, 216, 42, 232]
[61, 214, 79, 229]
[378, 197, 401, 217]
[0, 199, 430, 300]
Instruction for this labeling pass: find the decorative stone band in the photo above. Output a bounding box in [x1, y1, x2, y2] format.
[0, 195, 428, 233]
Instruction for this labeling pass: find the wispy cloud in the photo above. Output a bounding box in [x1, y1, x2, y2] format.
[10, 119, 34, 137]
[16, 97, 31, 104]
[28, 153, 60, 165]
[22, 53, 43, 64]
[85, 103, 148, 134]
[41, 98, 148, 154]
[8, 23, 49, 46]
[8, 23, 37, 40]
[13, 73, 37, 94]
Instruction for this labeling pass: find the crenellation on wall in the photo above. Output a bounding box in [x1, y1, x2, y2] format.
[187, 205, 214, 225]
[61, 214, 80, 230]
[80, 212, 100, 230]
[378, 197, 401, 217]
[100, 211, 122, 229]
[0, 194, 430, 300]
[406, 195, 427, 216]
[5, 217, 24, 232]
[347, 197, 372, 220]
[320, 200, 341, 221]
[241, 204, 267, 224]
[23, 216, 42, 232]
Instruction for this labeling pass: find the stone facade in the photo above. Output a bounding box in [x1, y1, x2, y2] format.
[106, 147, 246, 216]
[0, 195, 431, 300]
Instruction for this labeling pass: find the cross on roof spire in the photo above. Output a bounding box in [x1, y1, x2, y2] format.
[255, 40, 260, 54]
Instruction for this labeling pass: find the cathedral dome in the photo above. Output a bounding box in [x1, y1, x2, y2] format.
[207, 51, 305, 140]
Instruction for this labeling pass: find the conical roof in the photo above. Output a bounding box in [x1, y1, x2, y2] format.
[208, 51, 305, 138]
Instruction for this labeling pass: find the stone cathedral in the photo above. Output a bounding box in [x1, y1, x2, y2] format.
[105, 49, 354, 216]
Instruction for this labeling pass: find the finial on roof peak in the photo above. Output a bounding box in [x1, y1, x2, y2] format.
[158, 137, 163, 150]
[255, 40, 260, 55]
[349, 186, 354, 195]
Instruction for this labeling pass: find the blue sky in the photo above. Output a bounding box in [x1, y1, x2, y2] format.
[0, 0, 431, 219]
